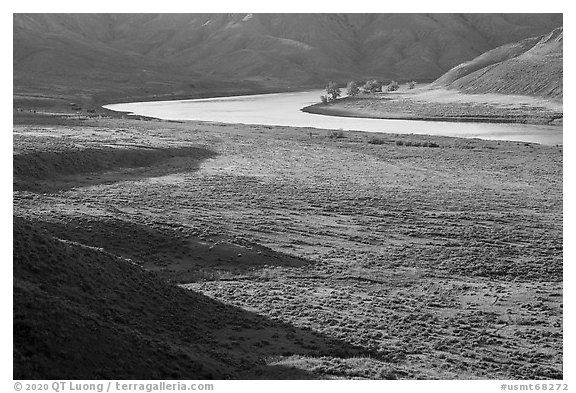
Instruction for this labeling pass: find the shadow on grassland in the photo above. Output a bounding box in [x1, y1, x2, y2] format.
[26, 216, 309, 282]
[14, 216, 390, 380]
[13, 145, 217, 192]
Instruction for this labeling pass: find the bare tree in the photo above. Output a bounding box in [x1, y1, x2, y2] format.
[346, 81, 360, 97]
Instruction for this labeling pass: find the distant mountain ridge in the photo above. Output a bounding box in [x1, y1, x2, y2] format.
[13, 14, 562, 98]
[433, 27, 563, 99]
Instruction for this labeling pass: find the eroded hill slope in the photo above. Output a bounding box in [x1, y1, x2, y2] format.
[434, 28, 563, 99]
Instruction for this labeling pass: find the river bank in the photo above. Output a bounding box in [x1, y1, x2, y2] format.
[101, 90, 562, 145]
[14, 112, 563, 379]
[14, 82, 320, 121]
[302, 88, 563, 126]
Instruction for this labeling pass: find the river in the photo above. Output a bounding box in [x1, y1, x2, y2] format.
[103, 90, 562, 145]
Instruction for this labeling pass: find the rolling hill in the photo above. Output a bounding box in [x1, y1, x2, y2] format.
[13, 216, 230, 379]
[14, 13, 562, 101]
[433, 27, 563, 99]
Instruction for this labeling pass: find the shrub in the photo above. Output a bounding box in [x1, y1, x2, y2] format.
[396, 140, 440, 148]
[408, 81, 416, 89]
[368, 136, 386, 145]
[386, 81, 400, 92]
[329, 130, 345, 139]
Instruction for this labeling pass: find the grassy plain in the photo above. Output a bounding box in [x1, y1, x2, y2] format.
[13, 110, 562, 379]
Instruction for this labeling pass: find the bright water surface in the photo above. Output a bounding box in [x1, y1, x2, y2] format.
[104, 90, 562, 145]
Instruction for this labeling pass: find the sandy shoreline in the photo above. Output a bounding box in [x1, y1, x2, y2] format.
[302, 88, 563, 126]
